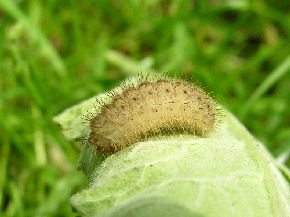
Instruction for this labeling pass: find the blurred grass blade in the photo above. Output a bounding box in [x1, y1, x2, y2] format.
[8, 182, 24, 217]
[0, 140, 10, 213]
[0, 0, 67, 77]
[35, 172, 84, 217]
[277, 150, 290, 165]
[106, 50, 154, 75]
[240, 54, 290, 118]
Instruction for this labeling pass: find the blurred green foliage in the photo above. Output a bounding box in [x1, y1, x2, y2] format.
[0, 0, 289, 216]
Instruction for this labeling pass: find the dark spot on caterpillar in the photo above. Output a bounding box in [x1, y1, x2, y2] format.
[152, 108, 158, 112]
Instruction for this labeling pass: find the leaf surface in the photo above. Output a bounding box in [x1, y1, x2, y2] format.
[54, 83, 290, 217]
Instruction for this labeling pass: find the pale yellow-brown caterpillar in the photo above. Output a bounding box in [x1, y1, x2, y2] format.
[88, 76, 218, 154]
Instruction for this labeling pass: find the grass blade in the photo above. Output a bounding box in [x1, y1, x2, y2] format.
[240, 54, 290, 118]
[0, 0, 67, 77]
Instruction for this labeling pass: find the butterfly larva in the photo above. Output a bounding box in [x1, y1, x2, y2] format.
[88, 76, 218, 154]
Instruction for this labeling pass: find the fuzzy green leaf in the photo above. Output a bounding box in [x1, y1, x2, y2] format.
[54, 82, 290, 217]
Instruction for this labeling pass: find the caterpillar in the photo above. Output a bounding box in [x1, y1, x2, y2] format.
[87, 75, 219, 155]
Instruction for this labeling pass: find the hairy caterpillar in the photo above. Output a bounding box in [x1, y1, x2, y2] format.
[87, 75, 219, 154]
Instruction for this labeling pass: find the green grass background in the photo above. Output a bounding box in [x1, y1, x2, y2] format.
[0, 0, 289, 216]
